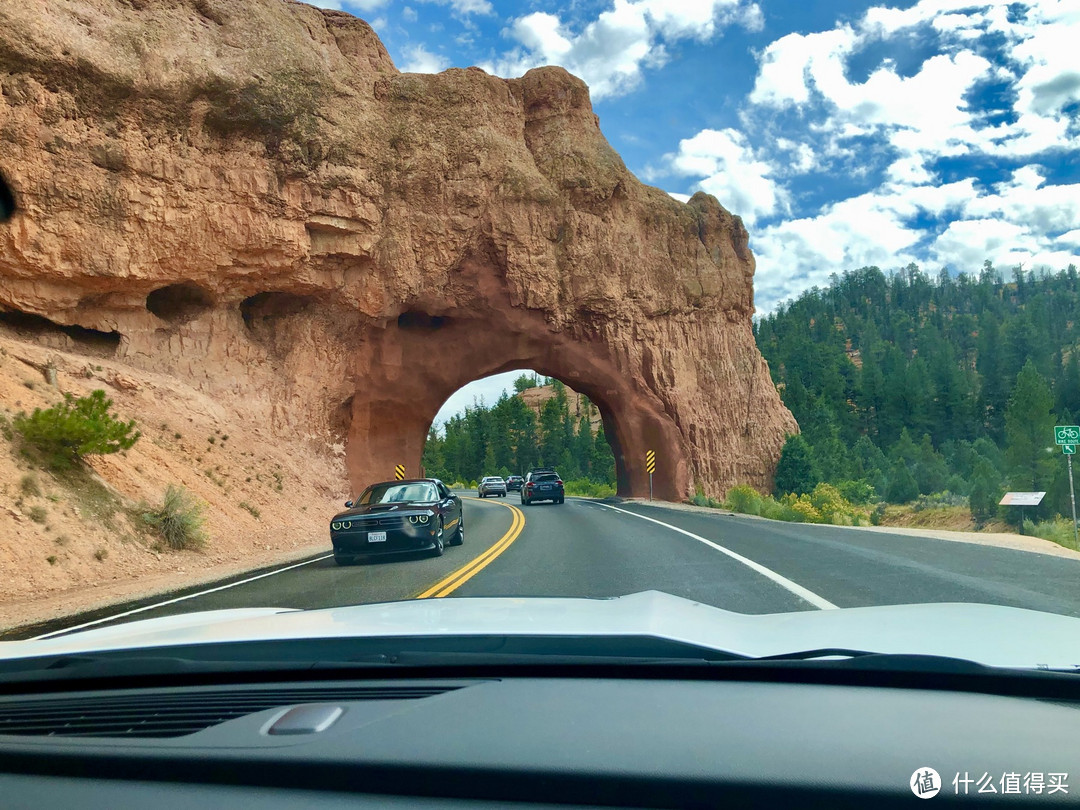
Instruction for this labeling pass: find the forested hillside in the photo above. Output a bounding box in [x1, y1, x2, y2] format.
[422, 376, 616, 489]
[755, 262, 1080, 525]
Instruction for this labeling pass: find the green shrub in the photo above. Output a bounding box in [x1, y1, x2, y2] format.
[1031, 518, 1078, 550]
[870, 503, 886, 525]
[141, 485, 207, 551]
[20, 474, 41, 497]
[835, 479, 875, 505]
[725, 484, 764, 516]
[46, 555, 57, 565]
[563, 479, 616, 498]
[13, 390, 140, 470]
[913, 491, 967, 511]
[759, 498, 803, 522]
[93, 547, 108, 561]
[28, 505, 47, 523]
[690, 493, 723, 508]
[782, 493, 824, 523]
[239, 501, 261, 519]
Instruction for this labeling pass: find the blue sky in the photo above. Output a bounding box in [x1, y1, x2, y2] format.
[309, 0, 1080, 423]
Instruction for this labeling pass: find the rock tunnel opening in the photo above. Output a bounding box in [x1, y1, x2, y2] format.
[420, 370, 622, 492]
[338, 309, 688, 501]
[0, 308, 121, 357]
[146, 282, 214, 324]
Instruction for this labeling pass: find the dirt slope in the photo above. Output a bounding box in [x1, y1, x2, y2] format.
[0, 329, 345, 632]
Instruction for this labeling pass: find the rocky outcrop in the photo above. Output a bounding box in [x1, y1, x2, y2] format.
[0, 0, 796, 500]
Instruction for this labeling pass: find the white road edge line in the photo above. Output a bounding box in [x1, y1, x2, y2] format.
[592, 502, 838, 610]
[33, 554, 334, 640]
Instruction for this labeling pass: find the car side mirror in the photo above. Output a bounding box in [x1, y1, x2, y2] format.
[344, 500, 353, 508]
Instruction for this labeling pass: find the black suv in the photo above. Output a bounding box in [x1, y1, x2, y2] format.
[505, 475, 524, 491]
[521, 469, 564, 505]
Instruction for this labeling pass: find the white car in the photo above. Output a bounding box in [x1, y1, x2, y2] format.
[477, 476, 507, 497]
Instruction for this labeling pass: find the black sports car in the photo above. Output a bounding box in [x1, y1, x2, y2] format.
[330, 479, 463, 564]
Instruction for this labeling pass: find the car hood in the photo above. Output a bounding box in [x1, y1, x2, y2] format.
[4, 591, 1080, 670]
[335, 502, 437, 519]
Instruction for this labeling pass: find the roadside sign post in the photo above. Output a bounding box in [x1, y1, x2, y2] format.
[1068, 451, 1079, 548]
[999, 492, 1046, 535]
[645, 450, 656, 501]
[1054, 427, 1079, 547]
[1054, 425, 1080, 445]
[394, 464, 406, 481]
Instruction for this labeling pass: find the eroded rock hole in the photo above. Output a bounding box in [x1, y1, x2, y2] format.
[0, 309, 121, 356]
[240, 292, 316, 330]
[146, 283, 213, 324]
[397, 311, 447, 330]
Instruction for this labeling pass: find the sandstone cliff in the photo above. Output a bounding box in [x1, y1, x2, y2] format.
[0, 0, 796, 501]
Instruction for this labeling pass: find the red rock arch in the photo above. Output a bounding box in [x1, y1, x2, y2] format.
[343, 309, 686, 499]
[0, 1, 796, 502]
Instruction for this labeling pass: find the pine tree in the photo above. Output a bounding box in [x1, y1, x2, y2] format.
[1004, 360, 1056, 493]
[885, 460, 919, 504]
[968, 457, 1002, 525]
[774, 435, 817, 496]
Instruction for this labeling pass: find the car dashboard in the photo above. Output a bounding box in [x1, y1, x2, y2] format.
[1, 669, 1078, 808]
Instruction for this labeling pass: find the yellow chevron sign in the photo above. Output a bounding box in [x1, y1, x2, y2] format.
[645, 450, 656, 474]
[394, 464, 406, 480]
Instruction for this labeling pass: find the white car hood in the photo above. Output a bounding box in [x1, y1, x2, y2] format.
[3, 591, 1080, 670]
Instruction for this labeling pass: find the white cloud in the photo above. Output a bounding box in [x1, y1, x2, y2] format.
[749, 27, 857, 107]
[668, 191, 691, 203]
[666, 128, 785, 225]
[417, 0, 493, 16]
[931, 218, 1034, 268]
[964, 167, 1080, 235]
[402, 6, 418, 23]
[307, 0, 388, 12]
[694, 0, 1080, 310]
[483, 0, 762, 99]
[399, 44, 450, 73]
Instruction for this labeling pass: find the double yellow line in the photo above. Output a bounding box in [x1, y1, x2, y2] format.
[415, 498, 525, 598]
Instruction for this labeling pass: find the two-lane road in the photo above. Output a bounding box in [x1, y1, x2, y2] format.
[17, 491, 1080, 638]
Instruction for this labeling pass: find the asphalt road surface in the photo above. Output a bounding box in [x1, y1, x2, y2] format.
[16, 492, 1080, 639]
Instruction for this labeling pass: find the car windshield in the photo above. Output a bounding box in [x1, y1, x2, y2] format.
[2, 0, 1080, 679]
[359, 483, 438, 505]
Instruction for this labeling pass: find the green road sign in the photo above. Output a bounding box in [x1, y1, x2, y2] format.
[1065, 444, 1077, 455]
[1055, 426, 1080, 445]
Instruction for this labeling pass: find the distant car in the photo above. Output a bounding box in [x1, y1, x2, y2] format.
[330, 479, 462, 564]
[505, 475, 524, 491]
[478, 476, 507, 498]
[521, 470, 564, 505]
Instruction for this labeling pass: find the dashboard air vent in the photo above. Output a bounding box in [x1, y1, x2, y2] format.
[0, 684, 457, 739]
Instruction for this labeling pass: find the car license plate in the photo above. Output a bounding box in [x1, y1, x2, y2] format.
[368, 531, 387, 543]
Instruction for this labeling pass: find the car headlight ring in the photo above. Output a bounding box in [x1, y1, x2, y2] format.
[331, 522, 341, 530]
[418, 514, 430, 524]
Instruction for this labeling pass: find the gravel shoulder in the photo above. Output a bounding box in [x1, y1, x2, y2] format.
[613, 498, 1080, 561]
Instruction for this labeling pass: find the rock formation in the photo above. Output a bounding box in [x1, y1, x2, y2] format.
[0, 0, 796, 500]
